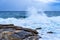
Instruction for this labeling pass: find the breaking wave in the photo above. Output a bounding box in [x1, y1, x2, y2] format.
[0, 7, 60, 40]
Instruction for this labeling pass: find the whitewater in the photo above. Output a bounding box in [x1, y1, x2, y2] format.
[0, 7, 60, 40]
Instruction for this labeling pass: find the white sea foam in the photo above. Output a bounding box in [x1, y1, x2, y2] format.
[0, 7, 60, 40]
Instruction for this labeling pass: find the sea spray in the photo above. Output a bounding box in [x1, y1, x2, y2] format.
[25, 7, 51, 28]
[0, 7, 60, 40]
[25, 7, 60, 40]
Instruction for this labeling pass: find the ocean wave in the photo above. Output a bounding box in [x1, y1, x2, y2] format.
[0, 7, 60, 40]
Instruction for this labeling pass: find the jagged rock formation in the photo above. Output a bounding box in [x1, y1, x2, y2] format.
[0, 24, 39, 40]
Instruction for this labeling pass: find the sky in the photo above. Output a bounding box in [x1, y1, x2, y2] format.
[0, 0, 60, 11]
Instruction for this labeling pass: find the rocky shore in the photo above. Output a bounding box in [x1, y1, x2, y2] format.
[0, 24, 39, 40]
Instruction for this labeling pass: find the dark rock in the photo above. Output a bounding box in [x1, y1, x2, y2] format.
[14, 30, 33, 39]
[21, 28, 38, 34]
[36, 27, 42, 30]
[47, 31, 54, 34]
[39, 36, 42, 38]
[0, 24, 14, 26]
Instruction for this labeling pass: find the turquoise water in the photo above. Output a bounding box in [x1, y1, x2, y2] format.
[0, 11, 27, 18]
[0, 11, 60, 18]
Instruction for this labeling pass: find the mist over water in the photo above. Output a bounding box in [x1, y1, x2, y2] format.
[26, 7, 60, 40]
[0, 7, 60, 40]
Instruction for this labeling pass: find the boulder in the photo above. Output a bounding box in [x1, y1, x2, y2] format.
[0, 24, 39, 40]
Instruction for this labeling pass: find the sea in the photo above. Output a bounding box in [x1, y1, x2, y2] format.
[0, 8, 60, 40]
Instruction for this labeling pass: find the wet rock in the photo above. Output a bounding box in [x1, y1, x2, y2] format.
[36, 27, 42, 30]
[47, 31, 54, 34]
[21, 28, 38, 34]
[39, 36, 42, 38]
[0, 24, 14, 27]
[0, 24, 39, 40]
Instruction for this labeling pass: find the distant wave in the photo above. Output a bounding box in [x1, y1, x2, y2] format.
[0, 11, 27, 18]
[0, 11, 60, 18]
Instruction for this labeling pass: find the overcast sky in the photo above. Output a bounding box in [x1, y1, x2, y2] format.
[0, 0, 60, 11]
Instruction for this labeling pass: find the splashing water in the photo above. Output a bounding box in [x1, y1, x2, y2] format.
[0, 7, 60, 40]
[25, 7, 54, 29]
[24, 7, 60, 40]
[26, 7, 50, 24]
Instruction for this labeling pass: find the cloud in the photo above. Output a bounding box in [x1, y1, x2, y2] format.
[32, 0, 60, 11]
[34, 0, 58, 3]
[0, 0, 32, 11]
[0, 0, 60, 11]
